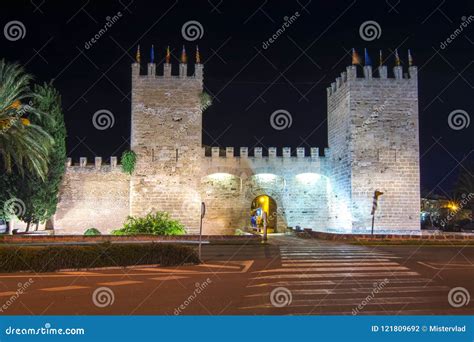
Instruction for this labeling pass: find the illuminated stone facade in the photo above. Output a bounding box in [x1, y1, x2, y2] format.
[54, 60, 420, 235]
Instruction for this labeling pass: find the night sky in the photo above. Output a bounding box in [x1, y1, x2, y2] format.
[1, 0, 473, 196]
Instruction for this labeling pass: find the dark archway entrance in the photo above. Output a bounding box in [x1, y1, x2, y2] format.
[250, 195, 277, 233]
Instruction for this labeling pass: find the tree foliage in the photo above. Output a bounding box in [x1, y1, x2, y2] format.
[0, 60, 53, 180]
[18, 83, 66, 228]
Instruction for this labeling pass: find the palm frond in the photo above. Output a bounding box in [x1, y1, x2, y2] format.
[0, 59, 53, 180]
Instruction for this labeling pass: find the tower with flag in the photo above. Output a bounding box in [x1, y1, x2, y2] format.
[326, 47, 420, 233]
[129, 44, 205, 233]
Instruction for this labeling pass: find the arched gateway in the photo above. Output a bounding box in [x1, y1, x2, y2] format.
[250, 195, 277, 234]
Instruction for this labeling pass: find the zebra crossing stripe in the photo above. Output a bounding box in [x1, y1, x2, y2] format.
[239, 296, 442, 310]
[254, 266, 409, 273]
[245, 285, 449, 297]
[281, 262, 399, 267]
[253, 271, 420, 279]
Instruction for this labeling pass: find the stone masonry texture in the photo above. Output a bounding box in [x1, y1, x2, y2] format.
[54, 61, 421, 235]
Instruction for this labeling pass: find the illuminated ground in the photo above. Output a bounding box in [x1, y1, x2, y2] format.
[0, 236, 473, 315]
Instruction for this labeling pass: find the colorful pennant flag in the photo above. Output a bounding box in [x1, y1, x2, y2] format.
[181, 45, 187, 64]
[408, 49, 413, 66]
[395, 49, 401, 66]
[352, 48, 361, 65]
[364, 48, 371, 66]
[150, 44, 155, 63]
[196, 45, 201, 64]
[165, 46, 171, 64]
[136, 45, 141, 64]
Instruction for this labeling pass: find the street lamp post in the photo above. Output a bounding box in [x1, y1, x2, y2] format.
[371, 190, 384, 235]
[199, 202, 205, 259]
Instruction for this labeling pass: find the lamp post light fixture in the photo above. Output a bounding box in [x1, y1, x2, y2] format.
[371, 190, 384, 235]
[199, 202, 205, 259]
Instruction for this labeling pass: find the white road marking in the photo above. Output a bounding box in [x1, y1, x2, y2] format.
[253, 266, 410, 273]
[418, 261, 474, 270]
[245, 285, 449, 297]
[248, 278, 435, 287]
[252, 271, 420, 279]
[281, 259, 393, 263]
[239, 296, 444, 309]
[97, 280, 143, 286]
[40, 285, 89, 292]
[281, 262, 399, 267]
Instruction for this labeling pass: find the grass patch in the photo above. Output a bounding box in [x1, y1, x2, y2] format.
[0, 242, 200, 273]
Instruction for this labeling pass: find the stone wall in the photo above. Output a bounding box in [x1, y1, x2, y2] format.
[327, 65, 420, 232]
[200, 149, 331, 234]
[327, 75, 353, 232]
[53, 61, 421, 235]
[54, 163, 130, 234]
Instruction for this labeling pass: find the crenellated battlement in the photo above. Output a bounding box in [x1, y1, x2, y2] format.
[65, 156, 123, 172]
[131, 62, 203, 80]
[202, 146, 329, 158]
[327, 49, 417, 97]
[327, 65, 418, 97]
[201, 146, 331, 178]
[131, 45, 203, 80]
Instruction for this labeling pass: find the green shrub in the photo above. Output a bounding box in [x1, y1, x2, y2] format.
[84, 228, 101, 236]
[0, 242, 200, 272]
[113, 211, 186, 236]
[121, 150, 137, 175]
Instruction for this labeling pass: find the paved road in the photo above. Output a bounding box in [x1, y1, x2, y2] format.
[0, 236, 473, 315]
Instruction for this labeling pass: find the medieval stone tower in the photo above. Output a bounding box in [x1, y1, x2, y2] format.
[130, 46, 204, 233]
[327, 61, 420, 232]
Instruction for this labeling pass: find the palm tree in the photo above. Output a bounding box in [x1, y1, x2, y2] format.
[0, 59, 53, 180]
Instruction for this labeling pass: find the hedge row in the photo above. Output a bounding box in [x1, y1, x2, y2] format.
[0, 242, 200, 273]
